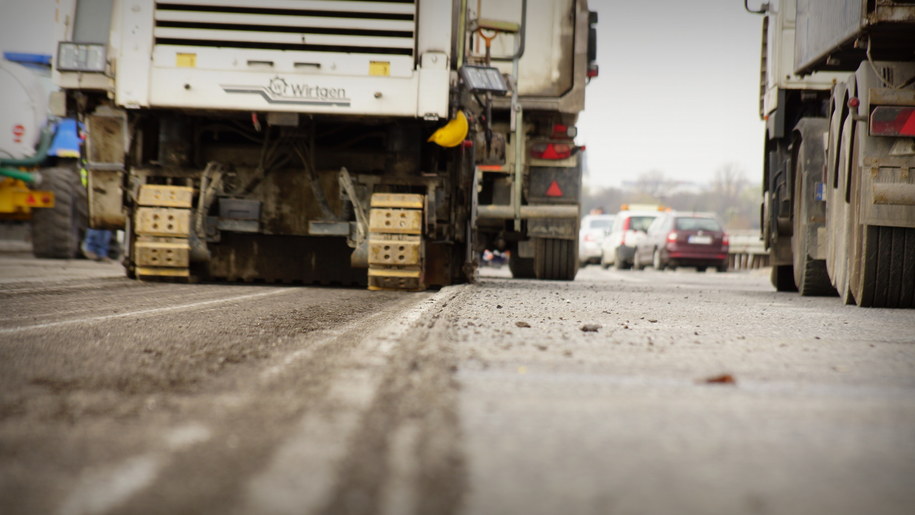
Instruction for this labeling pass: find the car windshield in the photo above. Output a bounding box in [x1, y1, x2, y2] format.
[629, 216, 655, 232]
[589, 218, 613, 230]
[675, 217, 721, 231]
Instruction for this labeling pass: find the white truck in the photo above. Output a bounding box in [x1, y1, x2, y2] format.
[54, 0, 596, 289]
[748, 0, 915, 307]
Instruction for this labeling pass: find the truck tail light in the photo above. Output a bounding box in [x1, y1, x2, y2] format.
[551, 124, 577, 139]
[530, 142, 572, 159]
[622, 218, 630, 231]
[870, 106, 915, 136]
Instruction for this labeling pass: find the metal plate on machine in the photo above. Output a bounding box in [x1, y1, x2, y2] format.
[308, 221, 352, 236]
[138, 185, 194, 208]
[368, 208, 423, 235]
[367, 268, 422, 291]
[135, 240, 190, 268]
[369, 238, 421, 266]
[370, 193, 424, 209]
[135, 207, 191, 237]
[528, 166, 580, 204]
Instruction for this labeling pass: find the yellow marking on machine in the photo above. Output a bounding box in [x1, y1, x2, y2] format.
[176, 53, 197, 68]
[369, 61, 390, 76]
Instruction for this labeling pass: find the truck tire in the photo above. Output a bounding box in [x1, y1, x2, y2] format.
[771, 265, 797, 292]
[534, 238, 577, 280]
[30, 164, 87, 259]
[509, 254, 535, 279]
[855, 226, 915, 308]
[790, 126, 837, 296]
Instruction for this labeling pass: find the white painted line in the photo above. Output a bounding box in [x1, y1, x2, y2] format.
[0, 288, 291, 335]
[242, 286, 466, 514]
[57, 454, 163, 515]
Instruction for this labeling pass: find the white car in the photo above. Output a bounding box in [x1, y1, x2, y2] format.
[600, 209, 660, 269]
[578, 214, 615, 266]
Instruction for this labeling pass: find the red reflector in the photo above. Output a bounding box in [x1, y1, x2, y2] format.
[42, 195, 51, 205]
[27, 194, 36, 205]
[870, 106, 915, 136]
[545, 180, 563, 197]
[531, 143, 572, 160]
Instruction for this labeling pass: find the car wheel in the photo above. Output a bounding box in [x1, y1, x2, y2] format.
[633, 250, 644, 270]
[599, 256, 611, 269]
[696, 266, 707, 273]
[652, 248, 665, 271]
[614, 248, 630, 270]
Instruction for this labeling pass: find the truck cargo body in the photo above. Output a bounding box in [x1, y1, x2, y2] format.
[56, 0, 595, 288]
[795, 0, 915, 75]
[753, 0, 915, 307]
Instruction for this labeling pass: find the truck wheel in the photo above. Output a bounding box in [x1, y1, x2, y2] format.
[30, 164, 87, 259]
[770, 264, 797, 292]
[534, 238, 577, 280]
[509, 254, 535, 279]
[790, 127, 836, 296]
[855, 226, 915, 308]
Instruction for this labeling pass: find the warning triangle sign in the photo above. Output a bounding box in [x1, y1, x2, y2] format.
[545, 180, 563, 197]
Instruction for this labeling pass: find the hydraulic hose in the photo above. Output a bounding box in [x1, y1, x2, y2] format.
[0, 167, 37, 184]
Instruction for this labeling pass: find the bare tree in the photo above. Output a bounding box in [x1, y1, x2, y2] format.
[711, 163, 747, 205]
[633, 169, 671, 201]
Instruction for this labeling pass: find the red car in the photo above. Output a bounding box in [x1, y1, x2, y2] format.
[633, 212, 729, 272]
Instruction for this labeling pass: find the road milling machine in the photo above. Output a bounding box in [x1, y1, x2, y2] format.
[55, 0, 597, 289]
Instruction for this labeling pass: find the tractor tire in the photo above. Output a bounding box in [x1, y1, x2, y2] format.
[30, 164, 87, 259]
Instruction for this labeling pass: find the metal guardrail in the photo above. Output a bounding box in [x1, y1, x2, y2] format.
[728, 230, 768, 270]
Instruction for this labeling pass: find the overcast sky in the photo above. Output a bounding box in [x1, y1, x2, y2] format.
[577, 0, 765, 189]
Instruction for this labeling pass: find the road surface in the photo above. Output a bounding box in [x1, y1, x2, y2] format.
[1, 253, 913, 515]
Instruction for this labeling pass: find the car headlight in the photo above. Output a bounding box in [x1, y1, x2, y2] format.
[57, 42, 106, 72]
